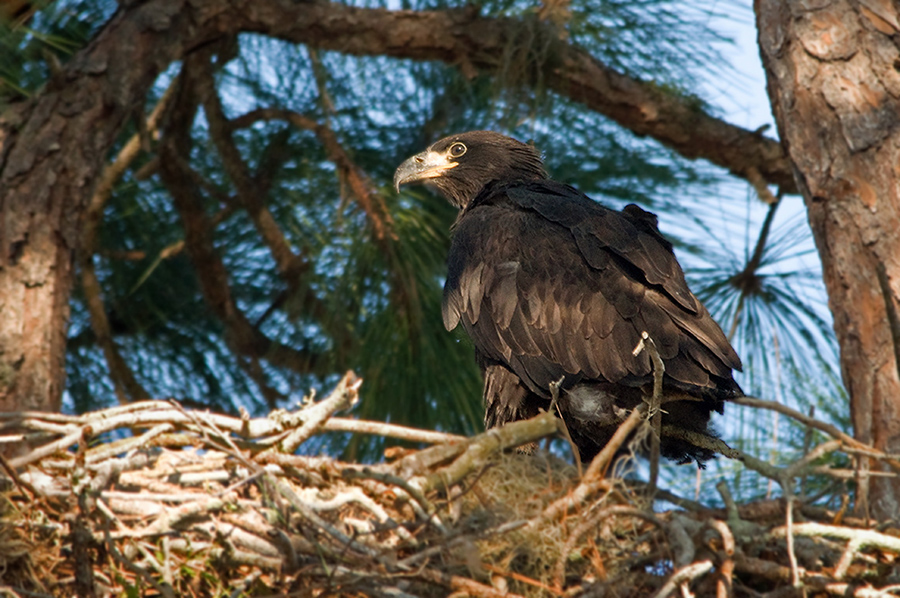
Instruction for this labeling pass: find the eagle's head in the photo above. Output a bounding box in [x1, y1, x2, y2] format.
[393, 131, 546, 208]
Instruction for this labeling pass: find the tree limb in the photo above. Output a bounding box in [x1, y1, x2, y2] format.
[197, 55, 307, 281]
[232, 107, 397, 242]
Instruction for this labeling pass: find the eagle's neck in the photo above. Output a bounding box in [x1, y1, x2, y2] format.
[458, 169, 546, 210]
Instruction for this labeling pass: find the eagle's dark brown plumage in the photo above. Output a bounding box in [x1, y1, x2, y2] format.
[394, 131, 742, 464]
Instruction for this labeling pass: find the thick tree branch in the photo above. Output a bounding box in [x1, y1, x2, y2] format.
[51, 0, 787, 194]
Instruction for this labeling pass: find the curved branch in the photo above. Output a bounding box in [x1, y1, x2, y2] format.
[14, 0, 788, 198]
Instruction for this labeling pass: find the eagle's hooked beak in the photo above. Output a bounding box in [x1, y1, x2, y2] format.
[393, 150, 459, 192]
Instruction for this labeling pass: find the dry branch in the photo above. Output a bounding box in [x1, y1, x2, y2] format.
[539, 405, 644, 522]
[736, 397, 900, 473]
[651, 560, 713, 598]
[269, 371, 361, 453]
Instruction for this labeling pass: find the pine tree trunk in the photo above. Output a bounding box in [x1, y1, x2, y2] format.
[756, 0, 900, 519]
[0, 1, 194, 416]
[0, 98, 77, 414]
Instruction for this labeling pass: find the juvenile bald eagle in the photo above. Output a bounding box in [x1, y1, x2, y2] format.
[394, 131, 742, 463]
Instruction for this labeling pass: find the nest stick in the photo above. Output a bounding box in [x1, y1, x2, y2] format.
[634, 331, 665, 497]
[540, 405, 645, 522]
[273, 371, 361, 454]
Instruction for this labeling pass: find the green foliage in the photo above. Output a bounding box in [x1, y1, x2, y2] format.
[0, 0, 113, 102]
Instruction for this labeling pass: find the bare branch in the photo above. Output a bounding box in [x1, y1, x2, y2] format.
[258, 3, 794, 192]
[651, 560, 714, 598]
[323, 417, 465, 444]
[416, 410, 560, 493]
[634, 332, 664, 496]
[708, 519, 735, 598]
[539, 405, 645, 522]
[266, 371, 361, 454]
[197, 92, 355, 371]
[769, 522, 900, 553]
[735, 397, 900, 473]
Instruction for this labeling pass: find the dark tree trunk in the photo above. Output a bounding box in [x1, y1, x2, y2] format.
[756, 0, 900, 519]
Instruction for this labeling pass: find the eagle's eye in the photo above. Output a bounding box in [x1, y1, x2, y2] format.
[448, 142, 467, 158]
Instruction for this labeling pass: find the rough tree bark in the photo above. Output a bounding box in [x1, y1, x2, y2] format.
[0, 2, 214, 414]
[756, 0, 900, 519]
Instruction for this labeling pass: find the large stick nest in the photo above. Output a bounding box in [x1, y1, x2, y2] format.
[0, 372, 898, 597]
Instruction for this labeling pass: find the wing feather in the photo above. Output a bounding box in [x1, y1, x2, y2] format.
[442, 286, 462, 330]
[589, 331, 629, 382]
[587, 292, 618, 338]
[522, 287, 541, 326]
[540, 288, 563, 334]
[490, 262, 519, 329]
[443, 180, 740, 400]
[599, 267, 644, 319]
[502, 304, 542, 356]
[461, 261, 485, 323]
[634, 295, 681, 360]
[664, 353, 711, 388]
